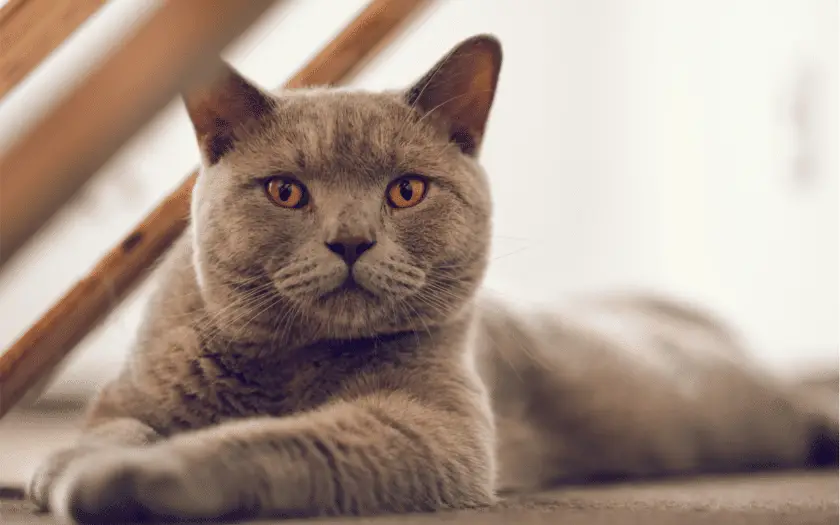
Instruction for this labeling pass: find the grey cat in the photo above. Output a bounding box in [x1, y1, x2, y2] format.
[28, 35, 837, 523]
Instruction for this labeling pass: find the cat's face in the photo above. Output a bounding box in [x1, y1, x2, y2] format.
[185, 36, 502, 340]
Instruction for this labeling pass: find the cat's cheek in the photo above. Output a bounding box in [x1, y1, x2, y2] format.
[390, 207, 458, 260]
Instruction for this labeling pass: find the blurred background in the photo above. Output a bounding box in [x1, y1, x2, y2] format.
[0, 0, 836, 484]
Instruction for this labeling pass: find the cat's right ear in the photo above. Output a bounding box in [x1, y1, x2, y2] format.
[182, 62, 275, 166]
[406, 35, 502, 156]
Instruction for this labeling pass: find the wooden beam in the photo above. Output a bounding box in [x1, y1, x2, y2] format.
[0, 0, 433, 418]
[0, 0, 282, 268]
[0, 0, 104, 100]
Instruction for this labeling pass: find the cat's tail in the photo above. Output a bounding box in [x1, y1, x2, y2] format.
[799, 372, 839, 468]
[806, 419, 838, 467]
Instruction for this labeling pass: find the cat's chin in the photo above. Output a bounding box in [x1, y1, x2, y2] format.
[286, 283, 412, 338]
[286, 286, 380, 334]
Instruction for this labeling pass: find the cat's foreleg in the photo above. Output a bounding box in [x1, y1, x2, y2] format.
[51, 393, 495, 523]
[28, 417, 161, 511]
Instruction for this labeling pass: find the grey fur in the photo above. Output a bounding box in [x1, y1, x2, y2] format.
[29, 35, 836, 523]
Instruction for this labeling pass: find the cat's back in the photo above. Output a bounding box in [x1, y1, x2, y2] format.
[472, 292, 822, 490]
[473, 291, 750, 396]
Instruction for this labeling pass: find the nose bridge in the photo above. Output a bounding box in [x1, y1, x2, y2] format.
[325, 202, 376, 242]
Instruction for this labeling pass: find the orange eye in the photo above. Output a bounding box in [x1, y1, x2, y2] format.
[387, 175, 427, 208]
[266, 177, 307, 208]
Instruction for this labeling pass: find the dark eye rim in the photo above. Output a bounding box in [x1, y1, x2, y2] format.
[264, 175, 309, 208]
[386, 173, 429, 208]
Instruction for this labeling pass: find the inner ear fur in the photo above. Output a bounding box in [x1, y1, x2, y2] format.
[182, 63, 276, 165]
[406, 35, 503, 156]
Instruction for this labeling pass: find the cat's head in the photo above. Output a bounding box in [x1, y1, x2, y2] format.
[183, 35, 502, 341]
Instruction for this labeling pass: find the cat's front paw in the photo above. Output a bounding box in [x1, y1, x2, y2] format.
[28, 446, 94, 511]
[50, 448, 231, 524]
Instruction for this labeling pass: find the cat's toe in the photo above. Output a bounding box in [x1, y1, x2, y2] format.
[28, 463, 55, 511]
[28, 447, 93, 511]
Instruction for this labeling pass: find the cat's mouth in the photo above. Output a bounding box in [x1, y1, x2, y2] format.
[319, 276, 377, 301]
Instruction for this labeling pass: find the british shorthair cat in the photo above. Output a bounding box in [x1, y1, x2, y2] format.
[28, 34, 837, 523]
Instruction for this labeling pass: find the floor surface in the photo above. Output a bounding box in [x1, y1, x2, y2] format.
[2, 470, 837, 525]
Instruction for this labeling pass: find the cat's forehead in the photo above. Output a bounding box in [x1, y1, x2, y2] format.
[271, 90, 416, 148]
[274, 89, 406, 117]
[242, 90, 446, 183]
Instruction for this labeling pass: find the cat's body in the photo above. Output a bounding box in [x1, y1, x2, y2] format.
[28, 36, 836, 523]
[478, 294, 831, 490]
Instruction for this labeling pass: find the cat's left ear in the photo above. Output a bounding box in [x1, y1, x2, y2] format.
[182, 62, 275, 165]
[406, 35, 502, 156]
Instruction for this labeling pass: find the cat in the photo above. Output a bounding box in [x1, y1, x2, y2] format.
[27, 34, 837, 524]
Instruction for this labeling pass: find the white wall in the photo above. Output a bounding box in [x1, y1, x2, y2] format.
[0, 0, 836, 400]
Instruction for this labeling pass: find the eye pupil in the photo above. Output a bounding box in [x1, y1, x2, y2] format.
[279, 184, 292, 201]
[399, 181, 413, 201]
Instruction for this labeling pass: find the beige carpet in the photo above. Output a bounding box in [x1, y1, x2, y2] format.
[1, 470, 837, 524]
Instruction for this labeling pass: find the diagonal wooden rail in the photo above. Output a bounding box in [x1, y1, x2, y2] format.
[0, 0, 432, 418]
[0, 0, 104, 100]
[0, 0, 284, 268]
